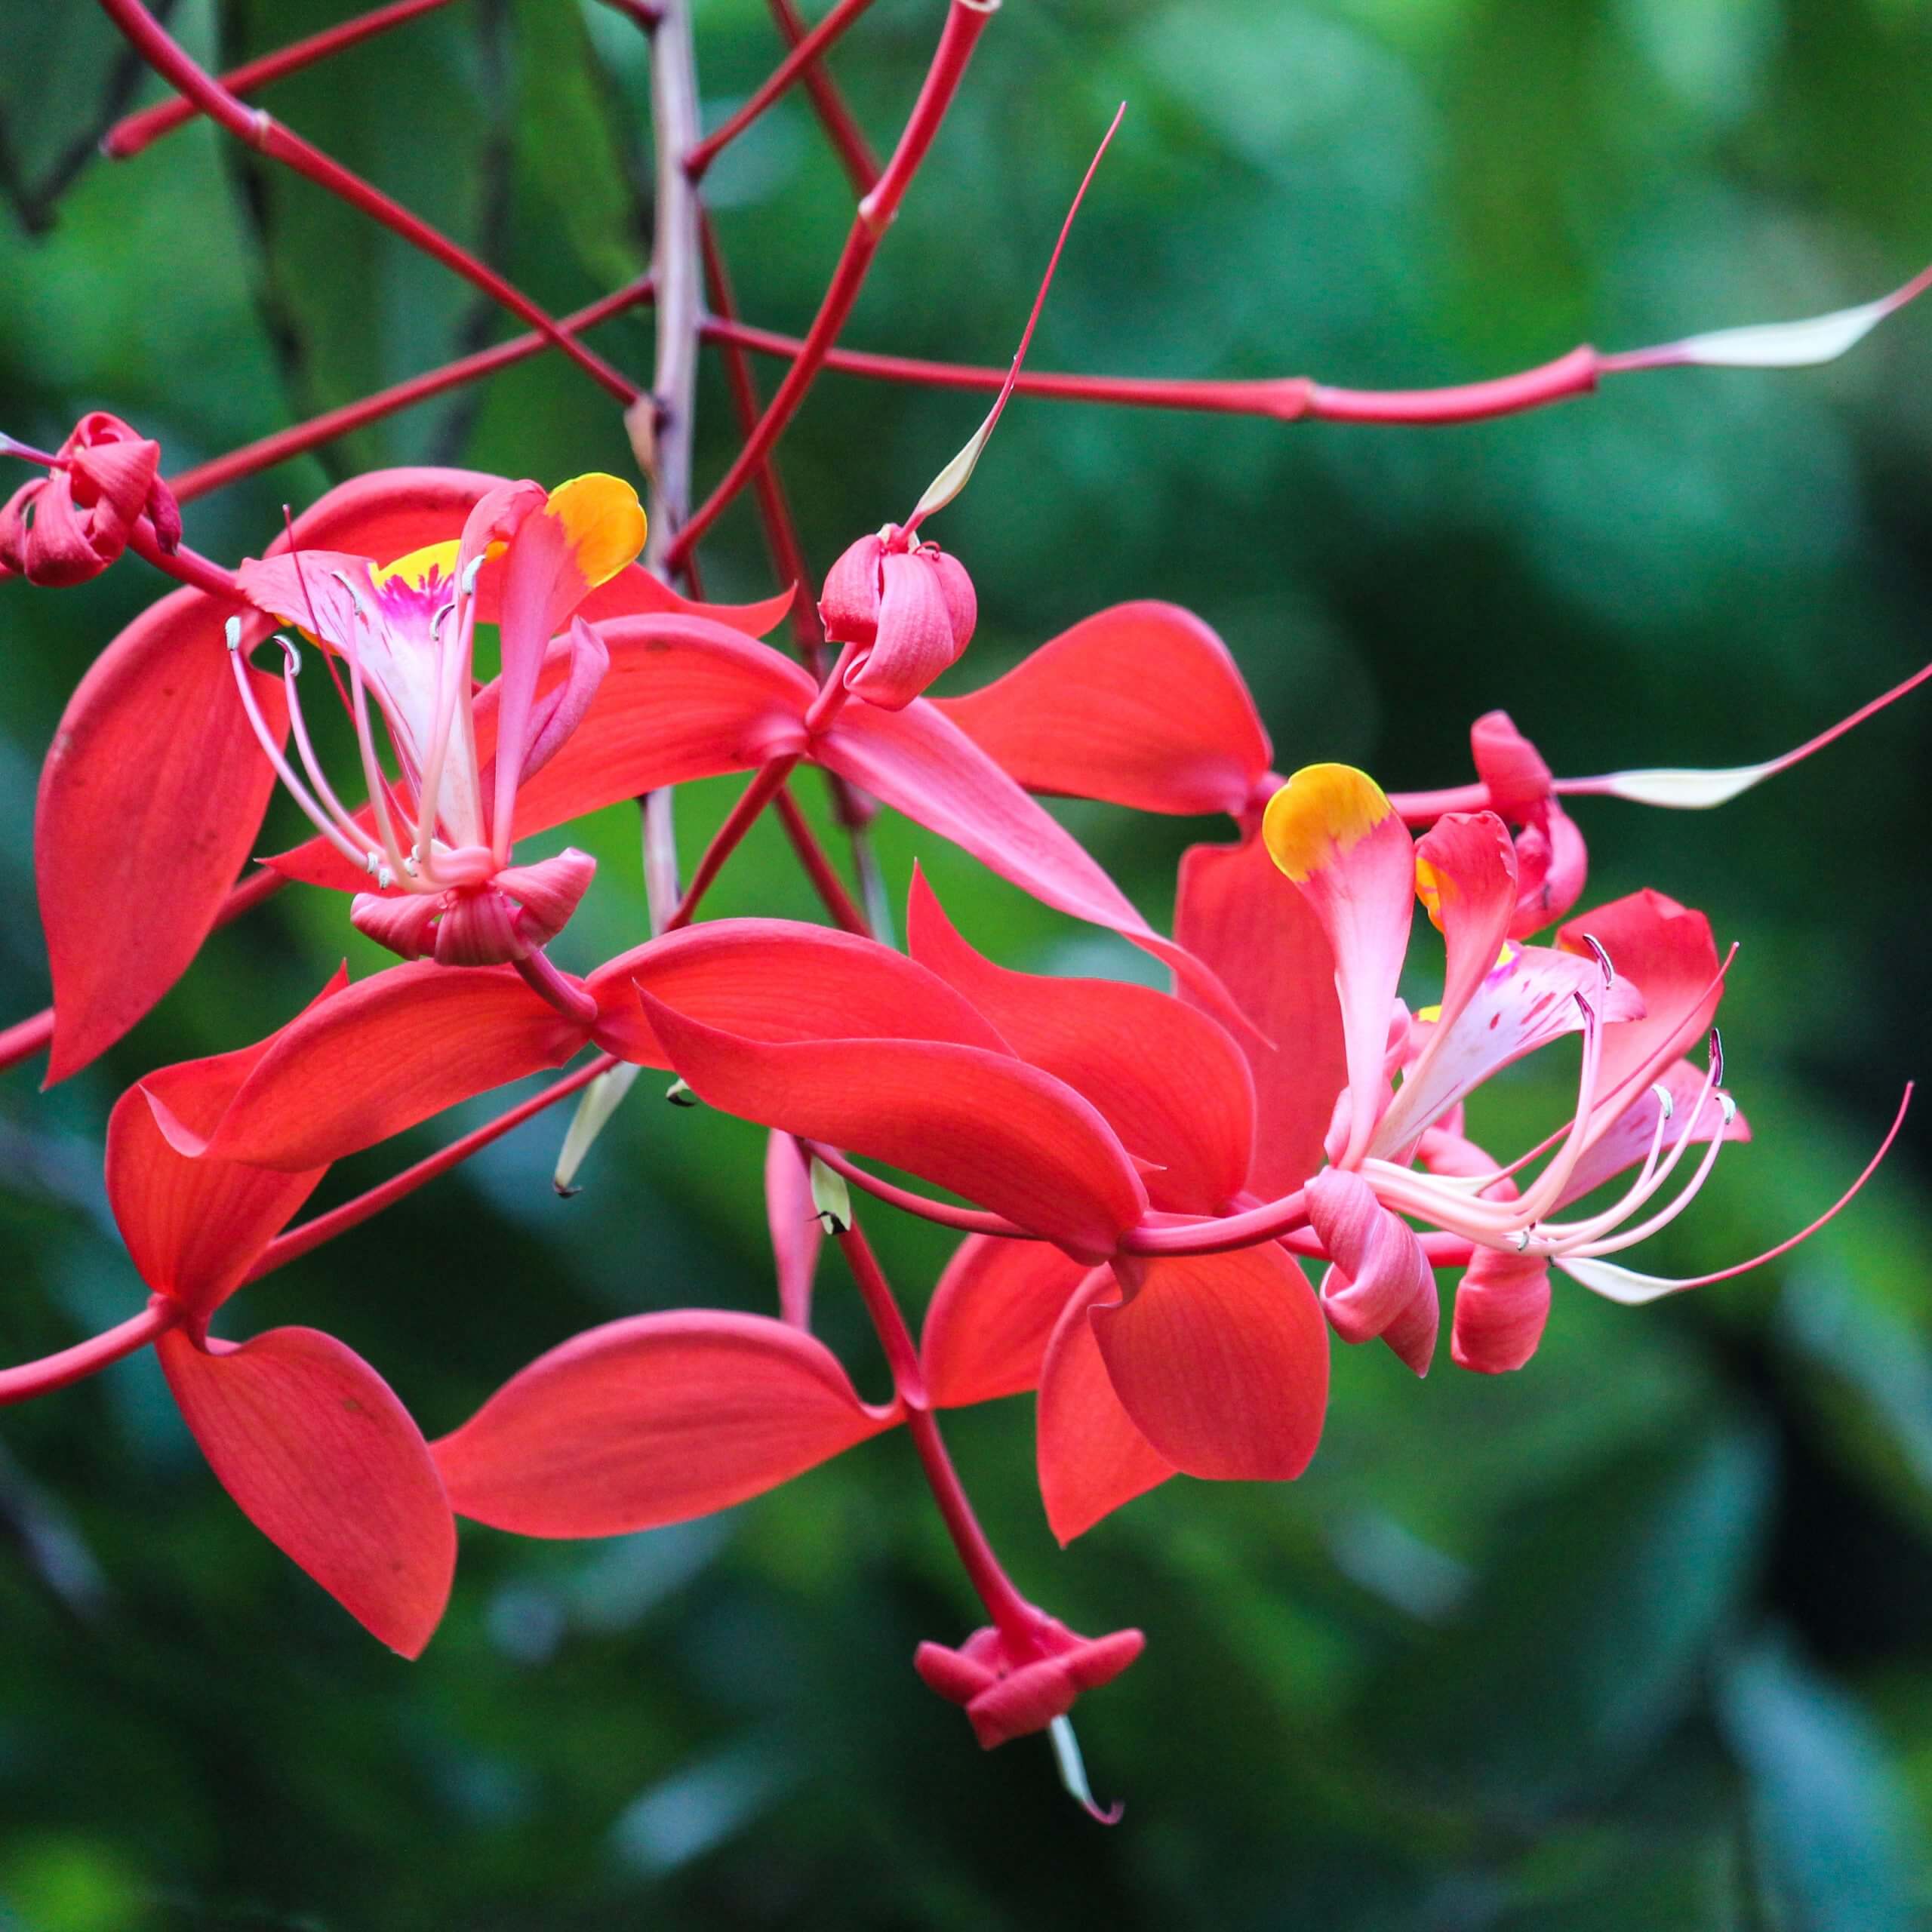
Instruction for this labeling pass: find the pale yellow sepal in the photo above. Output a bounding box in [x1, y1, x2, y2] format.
[546, 472, 647, 588]
[1262, 763, 1394, 884]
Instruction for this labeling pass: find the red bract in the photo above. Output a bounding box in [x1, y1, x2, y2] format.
[915, 1618, 1143, 1752]
[103, 972, 453, 1655]
[0, 412, 180, 586]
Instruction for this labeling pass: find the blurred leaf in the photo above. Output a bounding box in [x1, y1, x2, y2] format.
[1359, 1421, 1774, 1808]
[1718, 1634, 1921, 1932]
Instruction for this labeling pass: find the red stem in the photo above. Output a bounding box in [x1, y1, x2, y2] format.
[169, 279, 654, 503]
[685, 0, 878, 181]
[512, 948, 600, 1029]
[668, 0, 995, 567]
[763, 0, 881, 194]
[0, 1010, 54, 1077]
[0, 1300, 178, 1407]
[835, 1217, 1040, 1645]
[662, 755, 799, 931]
[103, 0, 460, 158]
[96, 0, 640, 405]
[801, 1141, 1034, 1237]
[771, 785, 869, 934]
[1119, 1192, 1312, 1257]
[245, 1054, 614, 1284]
[125, 520, 242, 598]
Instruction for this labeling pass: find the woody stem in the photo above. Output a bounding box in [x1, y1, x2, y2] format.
[835, 1215, 1042, 1648]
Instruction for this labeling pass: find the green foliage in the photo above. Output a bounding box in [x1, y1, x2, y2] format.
[3, 0, 1931, 1927]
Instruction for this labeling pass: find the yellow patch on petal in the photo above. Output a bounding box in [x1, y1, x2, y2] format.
[1414, 854, 1454, 931]
[1262, 764, 1395, 884]
[546, 472, 647, 589]
[375, 540, 463, 589]
[1414, 1004, 1443, 1025]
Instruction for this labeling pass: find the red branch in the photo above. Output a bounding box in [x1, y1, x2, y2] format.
[667, 0, 996, 566]
[103, 0, 461, 158]
[685, 0, 878, 182]
[765, 0, 881, 193]
[170, 280, 654, 503]
[96, 0, 641, 405]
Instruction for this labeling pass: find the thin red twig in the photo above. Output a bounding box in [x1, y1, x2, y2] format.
[103, 0, 461, 158]
[245, 1055, 614, 1283]
[764, 0, 881, 193]
[685, 0, 878, 182]
[169, 280, 654, 503]
[771, 784, 869, 934]
[96, 0, 641, 405]
[668, 0, 996, 566]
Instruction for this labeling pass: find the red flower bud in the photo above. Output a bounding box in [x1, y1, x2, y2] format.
[0, 411, 180, 586]
[914, 1615, 1143, 1750]
[819, 525, 977, 711]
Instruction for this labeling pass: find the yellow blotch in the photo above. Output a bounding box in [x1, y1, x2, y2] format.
[1414, 854, 1455, 932]
[1262, 764, 1394, 884]
[374, 540, 463, 590]
[546, 472, 647, 588]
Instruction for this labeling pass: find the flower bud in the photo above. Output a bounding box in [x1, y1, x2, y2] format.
[819, 525, 977, 711]
[914, 1615, 1143, 1751]
[0, 411, 180, 586]
[350, 849, 596, 967]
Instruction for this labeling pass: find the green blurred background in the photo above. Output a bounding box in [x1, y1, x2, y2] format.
[4, 0, 1932, 1925]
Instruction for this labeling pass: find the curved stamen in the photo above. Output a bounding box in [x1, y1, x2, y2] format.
[1562, 1095, 1737, 1260]
[328, 571, 414, 888]
[275, 635, 389, 863]
[226, 621, 383, 873]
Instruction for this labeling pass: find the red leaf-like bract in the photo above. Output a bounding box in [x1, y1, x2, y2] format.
[158, 1324, 454, 1657]
[820, 698, 1247, 1030]
[198, 964, 587, 1170]
[908, 869, 1255, 1214]
[1091, 1244, 1328, 1481]
[37, 585, 282, 1082]
[638, 993, 1147, 1259]
[586, 918, 1011, 1066]
[922, 1235, 1088, 1407]
[433, 1310, 898, 1537]
[110, 967, 346, 1316]
[1175, 835, 1346, 1198]
[932, 601, 1271, 817]
[1036, 1271, 1177, 1543]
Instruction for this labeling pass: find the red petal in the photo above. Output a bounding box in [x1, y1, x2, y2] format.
[1091, 1244, 1328, 1481]
[819, 531, 884, 646]
[110, 967, 346, 1316]
[933, 601, 1270, 817]
[922, 1235, 1088, 1406]
[1262, 765, 1417, 1169]
[844, 550, 958, 711]
[574, 565, 795, 638]
[159, 1324, 454, 1657]
[1175, 835, 1346, 1198]
[638, 993, 1147, 1258]
[1450, 1248, 1551, 1374]
[1469, 710, 1554, 820]
[272, 465, 505, 562]
[586, 916, 1012, 1066]
[1556, 889, 1725, 1143]
[1036, 1270, 1176, 1543]
[764, 1132, 823, 1328]
[908, 867, 1255, 1213]
[432, 1309, 898, 1536]
[819, 698, 1247, 1030]
[37, 586, 285, 1081]
[199, 963, 589, 1169]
